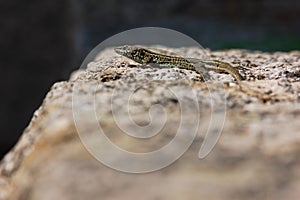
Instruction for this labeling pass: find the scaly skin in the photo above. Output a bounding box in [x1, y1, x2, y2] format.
[114, 45, 244, 82]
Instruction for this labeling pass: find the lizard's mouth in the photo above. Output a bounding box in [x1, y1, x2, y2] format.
[114, 45, 133, 56]
[114, 46, 126, 55]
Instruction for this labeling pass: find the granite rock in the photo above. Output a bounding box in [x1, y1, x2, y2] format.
[0, 47, 300, 200]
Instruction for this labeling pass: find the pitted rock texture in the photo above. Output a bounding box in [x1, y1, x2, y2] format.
[0, 47, 299, 200]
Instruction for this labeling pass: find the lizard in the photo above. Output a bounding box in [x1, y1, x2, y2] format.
[114, 45, 244, 82]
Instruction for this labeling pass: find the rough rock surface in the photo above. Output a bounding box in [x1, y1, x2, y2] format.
[0, 47, 300, 200]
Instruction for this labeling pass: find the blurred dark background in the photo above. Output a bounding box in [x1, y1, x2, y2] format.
[0, 0, 299, 158]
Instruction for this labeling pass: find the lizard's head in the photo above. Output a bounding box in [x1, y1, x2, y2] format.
[114, 45, 148, 64]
